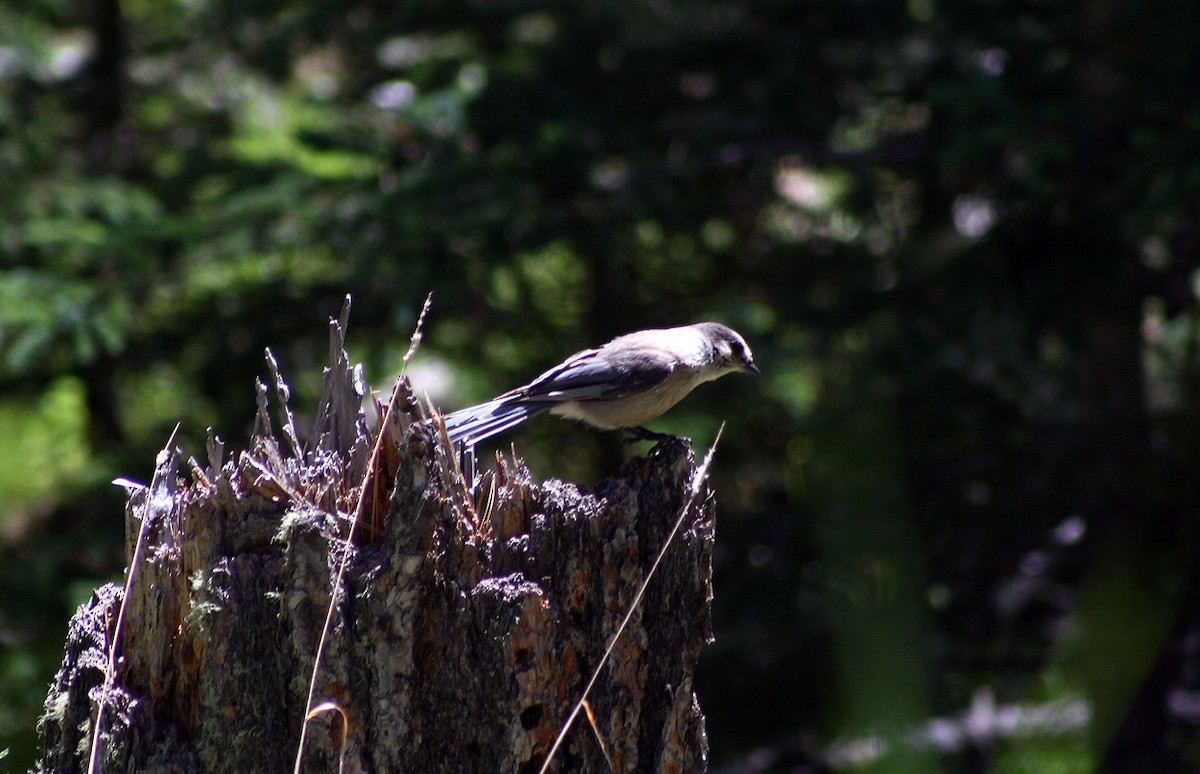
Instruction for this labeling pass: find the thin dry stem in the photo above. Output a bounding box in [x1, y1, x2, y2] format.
[305, 701, 350, 774]
[87, 423, 182, 774]
[538, 424, 725, 774]
[402, 292, 434, 368]
[292, 303, 432, 774]
[582, 699, 615, 773]
[291, 397, 384, 773]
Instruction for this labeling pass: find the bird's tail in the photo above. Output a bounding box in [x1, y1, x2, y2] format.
[440, 398, 548, 446]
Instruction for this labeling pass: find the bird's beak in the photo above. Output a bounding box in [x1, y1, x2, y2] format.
[745, 361, 761, 375]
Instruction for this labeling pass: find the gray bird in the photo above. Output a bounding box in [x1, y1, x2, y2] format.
[441, 322, 758, 446]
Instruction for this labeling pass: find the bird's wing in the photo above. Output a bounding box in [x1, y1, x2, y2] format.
[444, 338, 675, 445]
[510, 344, 674, 403]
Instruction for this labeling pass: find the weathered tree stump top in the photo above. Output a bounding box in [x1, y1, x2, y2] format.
[37, 313, 717, 773]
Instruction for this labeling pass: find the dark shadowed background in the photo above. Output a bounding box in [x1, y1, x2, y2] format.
[2, 1, 1199, 771]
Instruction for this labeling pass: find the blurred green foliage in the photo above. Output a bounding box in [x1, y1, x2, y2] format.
[3, 0, 1200, 771]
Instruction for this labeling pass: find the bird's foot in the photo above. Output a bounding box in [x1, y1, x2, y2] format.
[623, 426, 677, 444]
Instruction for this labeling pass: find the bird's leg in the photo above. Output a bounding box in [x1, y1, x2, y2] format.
[624, 425, 676, 444]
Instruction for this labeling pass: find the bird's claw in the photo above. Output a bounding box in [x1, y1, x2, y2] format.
[624, 426, 677, 444]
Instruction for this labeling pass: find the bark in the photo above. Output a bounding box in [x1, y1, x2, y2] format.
[35, 310, 714, 773]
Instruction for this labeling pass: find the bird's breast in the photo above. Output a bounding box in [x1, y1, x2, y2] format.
[548, 368, 704, 429]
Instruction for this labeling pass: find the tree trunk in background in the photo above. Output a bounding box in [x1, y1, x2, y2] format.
[34, 320, 714, 773]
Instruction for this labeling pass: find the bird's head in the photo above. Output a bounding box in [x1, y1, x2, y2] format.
[695, 322, 760, 377]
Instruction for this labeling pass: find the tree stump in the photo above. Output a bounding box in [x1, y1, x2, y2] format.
[35, 314, 715, 773]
